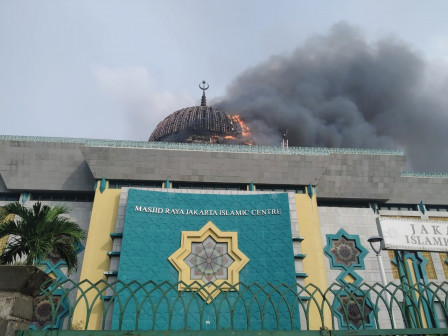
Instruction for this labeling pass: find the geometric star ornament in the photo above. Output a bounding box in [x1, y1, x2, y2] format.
[329, 236, 363, 268]
[185, 236, 234, 283]
[324, 229, 369, 271]
[168, 221, 249, 303]
[336, 294, 374, 329]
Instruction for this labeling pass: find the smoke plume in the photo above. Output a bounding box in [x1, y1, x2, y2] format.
[217, 23, 448, 173]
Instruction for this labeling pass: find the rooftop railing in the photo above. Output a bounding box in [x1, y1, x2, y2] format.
[401, 171, 448, 178]
[0, 135, 403, 156]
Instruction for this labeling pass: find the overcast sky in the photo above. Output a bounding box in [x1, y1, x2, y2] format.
[1, 1, 448, 170]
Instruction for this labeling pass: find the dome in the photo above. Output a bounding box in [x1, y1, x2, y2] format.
[149, 81, 248, 145]
[148, 105, 244, 144]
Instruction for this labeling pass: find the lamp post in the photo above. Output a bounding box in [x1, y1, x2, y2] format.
[368, 236, 388, 287]
[368, 236, 396, 326]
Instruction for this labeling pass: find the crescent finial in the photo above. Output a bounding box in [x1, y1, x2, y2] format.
[199, 81, 209, 107]
[199, 80, 209, 91]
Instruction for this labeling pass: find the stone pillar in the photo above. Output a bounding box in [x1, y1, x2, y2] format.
[0, 266, 52, 336]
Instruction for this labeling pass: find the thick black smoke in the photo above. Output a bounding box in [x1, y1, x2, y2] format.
[217, 23, 448, 173]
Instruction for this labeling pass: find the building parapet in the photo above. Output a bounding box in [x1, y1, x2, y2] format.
[401, 171, 448, 178]
[0, 135, 404, 156]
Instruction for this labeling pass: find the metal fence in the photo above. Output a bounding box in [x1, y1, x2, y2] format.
[21, 279, 448, 335]
[0, 135, 405, 156]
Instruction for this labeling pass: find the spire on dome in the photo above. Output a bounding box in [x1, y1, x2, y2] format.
[199, 80, 209, 107]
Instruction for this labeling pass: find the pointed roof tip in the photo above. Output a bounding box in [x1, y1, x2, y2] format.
[199, 81, 209, 107]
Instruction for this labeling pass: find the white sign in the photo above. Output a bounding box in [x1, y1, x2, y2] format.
[380, 218, 448, 252]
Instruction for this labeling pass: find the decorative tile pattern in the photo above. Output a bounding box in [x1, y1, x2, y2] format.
[324, 229, 368, 275]
[422, 252, 437, 280]
[439, 253, 448, 279]
[388, 250, 399, 280]
[185, 236, 234, 283]
[329, 236, 363, 268]
[429, 219, 448, 280]
[390, 251, 433, 288]
[169, 221, 249, 303]
[336, 294, 374, 329]
[324, 229, 374, 329]
[31, 295, 68, 330]
[429, 217, 448, 221]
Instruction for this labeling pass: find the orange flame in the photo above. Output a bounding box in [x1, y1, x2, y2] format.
[231, 115, 252, 138]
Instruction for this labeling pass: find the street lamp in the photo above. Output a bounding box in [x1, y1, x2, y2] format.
[367, 236, 388, 286]
[368, 235, 396, 326]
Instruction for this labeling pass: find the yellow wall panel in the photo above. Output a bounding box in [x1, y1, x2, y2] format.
[73, 181, 121, 329]
[295, 191, 331, 329]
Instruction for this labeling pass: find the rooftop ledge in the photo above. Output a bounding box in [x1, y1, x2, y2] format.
[401, 171, 448, 178]
[0, 134, 404, 156]
[3, 135, 448, 176]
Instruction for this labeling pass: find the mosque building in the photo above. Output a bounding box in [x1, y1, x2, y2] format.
[1, 82, 448, 330]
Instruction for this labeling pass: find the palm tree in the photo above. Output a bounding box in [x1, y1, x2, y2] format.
[0, 202, 86, 274]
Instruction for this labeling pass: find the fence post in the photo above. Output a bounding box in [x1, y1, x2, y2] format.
[0, 266, 52, 336]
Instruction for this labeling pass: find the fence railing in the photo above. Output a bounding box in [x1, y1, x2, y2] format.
[0, 135, 404, 156]
[33, 279, 448, 332]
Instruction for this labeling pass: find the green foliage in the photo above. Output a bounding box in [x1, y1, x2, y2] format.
[0, 202, 86, 274]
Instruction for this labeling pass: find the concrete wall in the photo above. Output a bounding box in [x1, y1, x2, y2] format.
[81, 146, 328, 185]
[0, 175, 8, 193]
[0, 140, 94, 191]
[1, 138, 447, 205]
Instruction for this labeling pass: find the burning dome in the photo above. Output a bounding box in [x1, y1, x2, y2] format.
[149, 106, 243, 143]
[149, 81, 249, 145]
